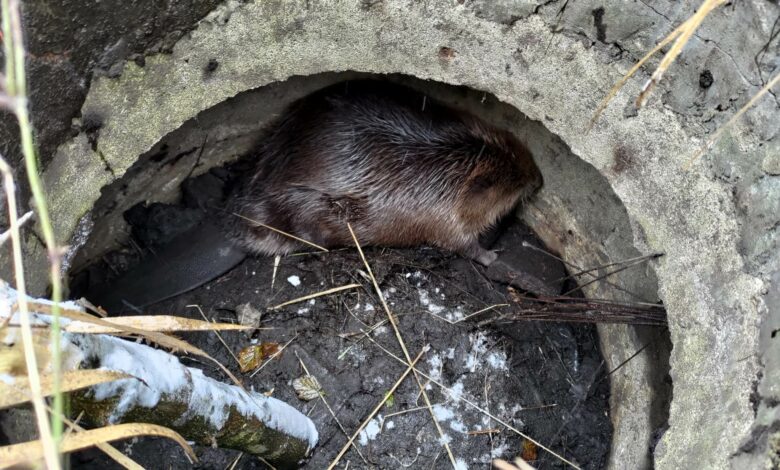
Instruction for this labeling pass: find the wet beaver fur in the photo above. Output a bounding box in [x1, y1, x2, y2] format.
[228, 80, 542, 264]
[86, 80, 543, 313]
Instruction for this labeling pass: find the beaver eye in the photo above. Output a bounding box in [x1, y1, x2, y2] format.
[469, 174, 494, 193]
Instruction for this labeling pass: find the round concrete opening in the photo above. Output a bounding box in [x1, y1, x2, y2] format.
[17, 2, 766, 468]
[66, 73, 672, 468]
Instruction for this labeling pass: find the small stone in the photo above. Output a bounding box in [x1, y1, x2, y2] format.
[236, 302, 263, 327]
[761, 151, 780, 176]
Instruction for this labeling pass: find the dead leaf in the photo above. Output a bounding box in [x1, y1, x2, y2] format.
[237, 342, 280, 373]
[292, 375, 322, 401]
[521, 439, 538, 462]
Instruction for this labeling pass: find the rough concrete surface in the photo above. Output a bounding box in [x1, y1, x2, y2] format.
[0, 0, 778, 468]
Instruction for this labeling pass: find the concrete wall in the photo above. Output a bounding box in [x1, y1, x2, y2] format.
[1, 1, 778, 468]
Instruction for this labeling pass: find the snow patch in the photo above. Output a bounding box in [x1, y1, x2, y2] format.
[454, 458, 469, 470]
[446, 381, 465, 402]
[465, 333, 489, 372]
[427, 353, 443, 380]
[358, 418, 382, 445]
[432, 404, 455, 421]
[486, 351, 508, 370]
[491, 443, 510, 458]
[418, 289, 444, 314]
[0, 277, 325, 452]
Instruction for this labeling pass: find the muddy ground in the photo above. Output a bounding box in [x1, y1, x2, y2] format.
[67, 171, 611, 469]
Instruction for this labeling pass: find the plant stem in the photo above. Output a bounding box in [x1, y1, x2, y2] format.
[3, 0, 65, 457]
[0, 155, 60, 470]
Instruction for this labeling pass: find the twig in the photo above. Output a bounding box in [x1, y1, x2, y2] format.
[187, 305, 241, 367]
[0, 155, 60, 469]
[337, 315, 389, 361]
[429, 303, 508, 325]
[596, 342, 651, 386]
[553, 253, 661, 284]
[382, 404, 443, 421]
[520, 242, 654, 302]
[346, 223, 459, 469]
[269, 284, 360, 310]
[492, 290, 667, 326]
[561, 254, 660, 296]
[232, 212, 329, 252]
[327, 346, 428, 470]
[225, 453, 243, 470]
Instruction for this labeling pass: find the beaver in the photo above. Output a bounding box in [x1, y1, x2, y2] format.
[86, 81, 542, 313]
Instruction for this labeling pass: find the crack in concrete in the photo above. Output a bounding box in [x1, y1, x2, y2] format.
[753, 13, 780, 102]
[96, 150, 117, 178]
[638, 0, 760, 90]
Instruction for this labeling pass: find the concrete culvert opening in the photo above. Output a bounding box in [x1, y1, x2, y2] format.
[10, 1, 770, 468]
[64, 73, 672, 469]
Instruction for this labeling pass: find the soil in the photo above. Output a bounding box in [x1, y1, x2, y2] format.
[67, 167, 612, 469]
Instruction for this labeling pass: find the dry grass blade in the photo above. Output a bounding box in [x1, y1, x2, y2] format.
[59, 415, 143, 470]
[0, 154, 59, 469]
[295, 352, 368, 465]
[271, 255, 281, 290]
[0, 210, 32, 246]
[589, 0, 727, 129]
[270, 283, 361, 310]
[0, 370, 130, 409]
[430, 303, 508, 325]
[636, 0, 727, 108]
[233, 212, 329, 252]
[3, 0, 67, 444]
[493, 458, 537, 470]
[588, 16, 688, 129]
[26, 302, 244, 388]
[61, 314, 252, 334]
[327, 346, 427, 470]
[346, 223, 459, 469]
[493, 460, 519, 470]
[249, 334, 297, 377]
[685, 71, 780, 168]
[0, 423, 197, 468]
[188, 305, 242, 367]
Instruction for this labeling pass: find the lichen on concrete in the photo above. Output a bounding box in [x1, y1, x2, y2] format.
[20, 0, 778, 468]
